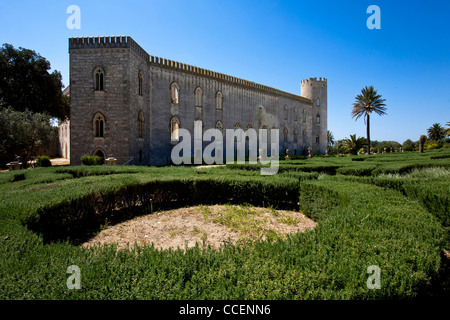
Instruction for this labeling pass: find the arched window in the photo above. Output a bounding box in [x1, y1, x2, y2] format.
[284, 105, 288, 120]
[316, 114, 320, 124]
[302, 129, 307, 136]
[216, 90, 223, 110]
[138, 71, 143, 96]
[93, 113, 105, 137]
[316, 98, 320, 107]
[302, 109, 307, 123]
[194, 87, 203, 107]
[138, 111, 144, 138]
[94, 67, 104, 91]
[170, 117, 180, 142]
[171, 82, 179, 104]
[294, 107, 298, 122]
[283, 127, 288, 145]
[293, 128, 298, 143]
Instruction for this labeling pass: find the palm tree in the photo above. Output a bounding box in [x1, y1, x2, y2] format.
[343, 134, 365, 155]
[351, 86, 387, 155]
[427, 123, 445, 141]
[327, 130, 335, 146]
[445, 122, 450, 137]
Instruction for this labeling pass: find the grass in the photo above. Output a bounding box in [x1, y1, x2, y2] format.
[0, 148, 448, 299]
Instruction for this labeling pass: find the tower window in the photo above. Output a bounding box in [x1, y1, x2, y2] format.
[138, 111, 144, 138]
[138, 71, 143, 96]
[195, 87, 203, 107]
[316, 136, 320, 144]
[316, 98, 320, 107]
[94, 68, 104, 91]
[216, 91, 223, 110]
[170, 117, 180, 141]
[171, 82, 180, 104]
[316, 115, 320, 124]
[94, 113, 105, 137]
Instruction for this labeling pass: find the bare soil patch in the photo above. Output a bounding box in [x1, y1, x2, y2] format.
[81, 204, 317, 251]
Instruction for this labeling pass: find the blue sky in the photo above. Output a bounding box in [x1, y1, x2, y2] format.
[1, 0, 449, 142]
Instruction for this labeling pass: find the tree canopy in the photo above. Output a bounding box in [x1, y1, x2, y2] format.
[0, 43, 69, 120]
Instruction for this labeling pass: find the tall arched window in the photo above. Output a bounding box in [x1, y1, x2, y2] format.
[216, 91, 223, 110]
[170, 117, 180, 141]
[171, 82, 179, 104]
[316, 98, 320, 107]
[138, 71, 143, 96]
[294, 107, 298, 122]
[283, 127, 288, 145]
[284, 105, 288, 120]
[316, 114, 320, 124]
[293, 128, 298, 143]
[302, 109, 307, 123]
[138, 111, 144, 138]
[93, 113, 105, 137]
[94, 67, 104, 91]
[194, 87, 203, 107]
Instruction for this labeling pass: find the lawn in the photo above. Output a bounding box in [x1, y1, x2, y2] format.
[0, 149, 449, 299]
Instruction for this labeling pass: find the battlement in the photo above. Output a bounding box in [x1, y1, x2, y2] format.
[69, 35, 312, 104]
[69, 36, 150, 62]
[301, 77, 327, 85]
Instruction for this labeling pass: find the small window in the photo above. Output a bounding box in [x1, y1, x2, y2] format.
[94, 113, 105, 137]
[284, 105, 288, 120]
[216, 91, 223, 110]
[316, 136, 320, 144]
[316, 115, 320, 124]
[171, 82, 180, 104]
[293, 129, 298, 143]
[283, 127, 288, 144]
[294, 107, 298, 121]
[170, 117, 180, 141]
[195, 87, 203, 107]
[302, 109, 306, 123]
[94, 68, 104, 91]
[138, 71, 143, 96]
[316, 98, 320, 107]
[138, 111, 144, 138]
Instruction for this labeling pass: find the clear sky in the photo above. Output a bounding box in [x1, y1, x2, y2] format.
[1, 0, 449, 142]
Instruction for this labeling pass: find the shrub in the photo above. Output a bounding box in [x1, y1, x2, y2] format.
[36, 155, 52, 167]
[81, 155, 102, 165]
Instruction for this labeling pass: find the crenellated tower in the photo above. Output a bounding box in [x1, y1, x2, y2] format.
[300, 77, 327, 154]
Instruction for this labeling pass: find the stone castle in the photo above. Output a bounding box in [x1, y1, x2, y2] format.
[67, 36, 327, 165]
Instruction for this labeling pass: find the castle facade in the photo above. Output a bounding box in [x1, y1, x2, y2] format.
[68, 36, 327, 165]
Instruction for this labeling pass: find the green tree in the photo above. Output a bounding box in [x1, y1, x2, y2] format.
[351, 86, 387, 155]
[342, 134, 366, 155]
[0, 107, 57, 165]
[427, 123, 445, 141]
[0, 43, 69, 120]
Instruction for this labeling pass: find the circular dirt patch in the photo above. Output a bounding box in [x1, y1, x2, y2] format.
[81, 205, 317, 251]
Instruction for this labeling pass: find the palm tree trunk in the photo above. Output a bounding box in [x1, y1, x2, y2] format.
[366, 114, 371, 154]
